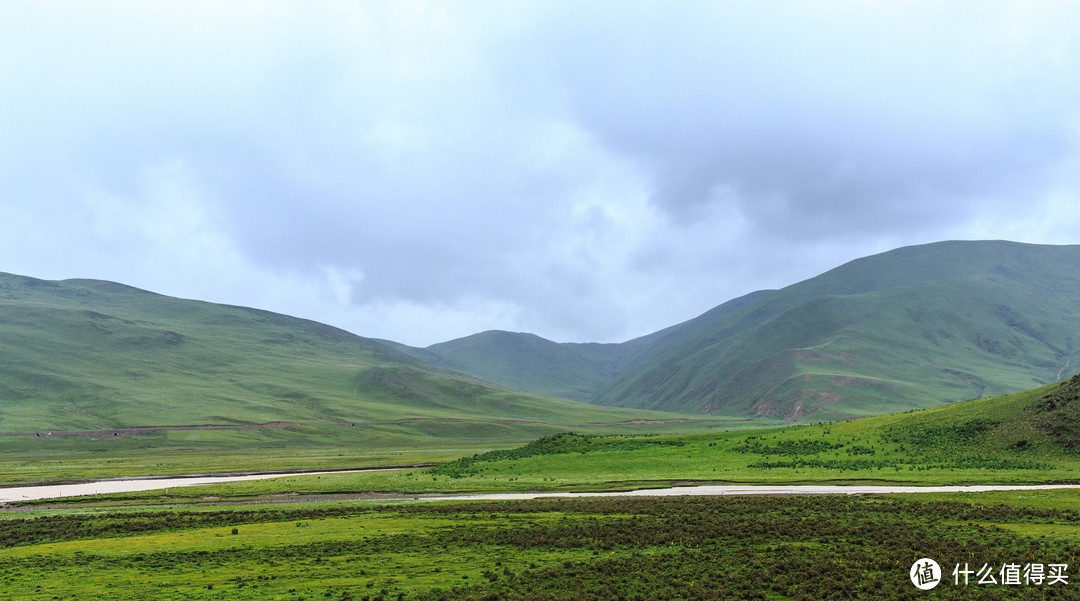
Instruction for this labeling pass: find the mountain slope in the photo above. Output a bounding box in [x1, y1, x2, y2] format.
[601, 240, 1080, 419]
[0, 273, 680, 437]
[414, 241, 1080, 421]
[400, 289, 778, 403]
[421, 331, 627, 401]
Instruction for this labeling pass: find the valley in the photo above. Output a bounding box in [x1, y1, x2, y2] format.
[3, 240, 1080, 598]
[407, 241, 1080, 420]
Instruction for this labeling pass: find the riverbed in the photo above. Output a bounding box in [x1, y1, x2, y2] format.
[3, 472, 1080, 504]
[0, 470, 379, 503]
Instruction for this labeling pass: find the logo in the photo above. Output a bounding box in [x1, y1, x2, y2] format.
[911, 558, 942, 590]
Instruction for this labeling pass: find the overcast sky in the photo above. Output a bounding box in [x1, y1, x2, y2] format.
[2, 1, 1078, 346]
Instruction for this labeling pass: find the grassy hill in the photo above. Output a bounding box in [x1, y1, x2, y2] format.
[601, 240, 1080, 419]
[413, 331, 627, 401]
[394, 289, 777, 402]
[5, 239, 1078, 480]
[396, 374, 1080, 492]
[0, 272, 740, 483]
[413, 241, 1080, 421]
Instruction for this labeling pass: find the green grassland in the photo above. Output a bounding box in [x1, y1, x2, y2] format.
[0, 406, 757, 486]
[296, 375, 1080, 497]
[0, 272, 749, 484]
[4, 379, 1080, 598]
[18, 374, 1080, 510]
[5, 241, 1080, 488]
[6, 253, 1080, 598]
[0, 273, 668, 432]
[3, 492, 1080, 599]
[0, 408, 759, 486]
[409, 372, 1080, 490]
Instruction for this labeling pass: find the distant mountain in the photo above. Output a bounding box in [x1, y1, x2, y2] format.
[0, 273, 666, 438]
[422, 331, 627, 401]
[414, 241, 1080, 421]
[388, 289, 775, 403]
[7, 240, 1077, 432]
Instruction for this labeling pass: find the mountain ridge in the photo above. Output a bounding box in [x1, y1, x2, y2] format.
[4, 239, 1079, 426]
[411, 240, 1080, 420]
[0, 271, 680, 439]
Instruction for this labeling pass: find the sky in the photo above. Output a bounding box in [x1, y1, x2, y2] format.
[2, 1, 1079, 347]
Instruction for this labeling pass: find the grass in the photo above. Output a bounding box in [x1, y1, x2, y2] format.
[11, 375, 1079, 510]
[409, 375, 1080, 490]
[4, 491, 1080, 599]
[6, 259, 1080, 596]
[0, 274, 669, 433]
[4, 379, 1080, 598]
[0, 414, 760, 486]
[0, 272, 757, 485]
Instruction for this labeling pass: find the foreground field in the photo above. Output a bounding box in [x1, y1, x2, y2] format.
[3, 491, 1080, 599]
[9, 376, 1080, 510]
[4, 376, 1080, 599]
[0, 414, 759, 487]
[8, 332, 1079, 495]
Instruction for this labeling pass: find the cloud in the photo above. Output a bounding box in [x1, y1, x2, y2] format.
[541, 1, 1079, 240]
[1, 1, 1078, 346]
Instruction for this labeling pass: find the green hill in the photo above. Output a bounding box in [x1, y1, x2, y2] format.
[410, 374, 1080, 491]
[393, 289, 776, 402]
[413, 241, 1080, 421]
[0, 272, 729, 481]
[416, 331, 634, 401]
[601, 240, 1080, 419]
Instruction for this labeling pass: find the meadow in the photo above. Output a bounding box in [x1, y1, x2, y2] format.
[4, 373, 1080, 598]
[37, 375, 1076, 508]
[4, 491, 1080, 599]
